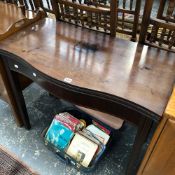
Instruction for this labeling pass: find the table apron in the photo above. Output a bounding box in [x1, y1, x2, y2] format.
[2, 52, 161, 127]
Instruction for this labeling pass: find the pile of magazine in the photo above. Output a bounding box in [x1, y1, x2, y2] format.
[44, 112, 111, 168]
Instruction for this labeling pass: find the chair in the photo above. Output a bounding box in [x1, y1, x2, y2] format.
[3, 0, 55, 16]
[51, 0, 116, 36]
[17, 0, 40, 11]
[139, 0, 175, 52]
[39, 0, 54, 13]
[1, 0, 42, 16]
[116, 0, 142, 41]
[51, 0, 141, 40]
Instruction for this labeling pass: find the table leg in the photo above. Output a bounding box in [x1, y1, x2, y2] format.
[0, 58, 31, 129]
[126, 117, 154, 175]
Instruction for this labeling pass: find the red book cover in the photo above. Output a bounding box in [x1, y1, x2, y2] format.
[92, 121, 111, 135]
[55, 112, 82, 132]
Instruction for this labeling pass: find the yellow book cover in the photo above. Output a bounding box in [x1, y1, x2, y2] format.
[66, 133, 98, 167]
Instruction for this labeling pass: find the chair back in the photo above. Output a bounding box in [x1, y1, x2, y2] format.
[2, 0, 39, 11]
[116, 0, 142, 41]
[139, 0, 175, 52]
[51, 0, 141, 39]
[51, 0, 114, 35]
[40, 0, 53, 13]
[157, 0, 175, 23]
[19, 0, 40, 11]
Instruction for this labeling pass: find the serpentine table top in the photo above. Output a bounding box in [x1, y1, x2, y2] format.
[0, 18, 175, 122]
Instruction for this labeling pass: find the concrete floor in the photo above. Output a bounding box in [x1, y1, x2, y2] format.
[0, 83, 140, 175]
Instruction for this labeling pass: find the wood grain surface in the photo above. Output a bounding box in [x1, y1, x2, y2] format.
[164, 86, 175, 119]
[0, 18, 175, 117]
[139, 118, 175, 175]
[77, 106, 124, 129]
[0, 2, 24, 34]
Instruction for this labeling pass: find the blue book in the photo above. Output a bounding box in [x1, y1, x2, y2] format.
[45, 119, 74, 150]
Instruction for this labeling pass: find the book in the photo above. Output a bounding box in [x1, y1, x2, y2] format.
[66, 133, 98, 167]
[92, 120, 111, 135]
[78, 129, 105, 160]
[45, 118, 74, 150]
[86, 125, 110, 145]
[55, 112, 84, 132]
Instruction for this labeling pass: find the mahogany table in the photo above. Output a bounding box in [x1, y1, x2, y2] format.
[0, 18, 175, 174]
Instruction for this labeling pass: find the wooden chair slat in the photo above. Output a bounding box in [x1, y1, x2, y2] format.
[50, 0, 141, 40]
[139, 0, 175, 52]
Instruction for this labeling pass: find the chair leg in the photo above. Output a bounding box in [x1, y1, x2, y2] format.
[139, 0, 154, 43]
[131, 0, 142, 42]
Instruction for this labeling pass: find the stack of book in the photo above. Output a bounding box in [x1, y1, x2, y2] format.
[45, 112, 111, 168]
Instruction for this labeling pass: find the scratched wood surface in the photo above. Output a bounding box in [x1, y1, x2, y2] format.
[0, 2, 24, 34]
[0, 18, 175, 117]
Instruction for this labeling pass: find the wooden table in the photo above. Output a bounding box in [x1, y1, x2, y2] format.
[0, 18, 175, 174]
